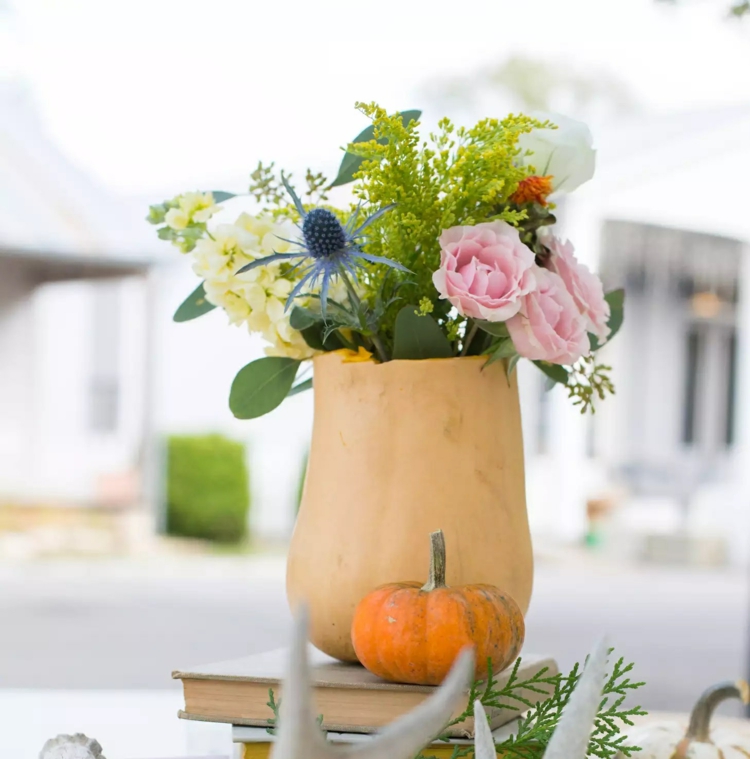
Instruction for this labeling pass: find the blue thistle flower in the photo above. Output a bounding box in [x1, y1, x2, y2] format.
[236, 176, 408, 313]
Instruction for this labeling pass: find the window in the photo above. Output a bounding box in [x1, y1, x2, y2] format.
[725, 329, 737, 447]
[682, 327, 700, 446]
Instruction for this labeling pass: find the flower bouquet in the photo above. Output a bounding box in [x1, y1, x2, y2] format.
[149, 104, 624, 661]
[149, 104, 623, 418]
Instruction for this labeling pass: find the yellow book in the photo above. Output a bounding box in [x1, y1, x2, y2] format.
[232, 722, 522, 759]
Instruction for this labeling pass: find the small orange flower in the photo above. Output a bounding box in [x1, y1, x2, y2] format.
[338, 346, 374, 363]
[510, 175, 554, 206]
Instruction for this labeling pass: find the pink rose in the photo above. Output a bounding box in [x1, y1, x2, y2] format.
[507, 268, 590, 365]
[543, 233, 610, 342]
[432, 221, 536, 322]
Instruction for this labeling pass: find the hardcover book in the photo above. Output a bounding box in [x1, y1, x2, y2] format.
[173, 646, 557, 738]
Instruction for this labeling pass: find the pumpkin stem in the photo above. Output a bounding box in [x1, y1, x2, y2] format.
[421, 530, 447, 591]
[685, 680, 750, 742]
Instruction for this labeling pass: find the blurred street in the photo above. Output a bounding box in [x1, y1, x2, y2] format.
[0, 551, 747, 715]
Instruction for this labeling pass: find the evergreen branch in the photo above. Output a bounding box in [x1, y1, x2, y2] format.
[265, 687, 281, 735]
[265, 648, 646, 759]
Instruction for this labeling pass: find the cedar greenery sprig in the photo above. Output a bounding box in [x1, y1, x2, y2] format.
[484, 652, 646, 759]
[264, 649, 646, 759]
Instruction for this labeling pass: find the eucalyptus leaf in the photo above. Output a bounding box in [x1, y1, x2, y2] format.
[299, 322, 344, 352]
[589, 288, 625, 351]
[392, 306, 454, 360]
[173, 282, 216, 322]
[288, 378, 313, 397]
[290, 306, 319, 331]
[475, 320, 510, 338]
[506, 353, 521, 380]
[211, 191, 237, 203]
[484, 338, 517, 368]
[229, 357, 300, 419]
[330, 109, 422, 188]
[534, 360, 570, 386]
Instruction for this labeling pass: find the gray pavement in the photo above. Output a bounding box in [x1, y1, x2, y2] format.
[0, 554, 748, 715]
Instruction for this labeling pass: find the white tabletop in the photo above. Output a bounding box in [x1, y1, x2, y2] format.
[0, 690, 234, 759]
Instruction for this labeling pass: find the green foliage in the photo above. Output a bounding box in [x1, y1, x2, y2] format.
[288, 378, 313, 397]
[589, 289, 625, 351]
[166, 434, 250, 544]
[347, 102, 549, 339]
[155, 222, 206, 253]
[566, 357, 616, 414]
[330, 109, 422, 187]
[173, 282, 216, 322]
[295, 449, 309, 514]
[264, 648, 645, 759]
[392, 306, 455, 360]
[211, 191, 236, 203]
[431, 651, 645, 759]
[265, 687, 281, 735]
[229, 357, 301, 419]
[657, 0, 749, 18]
[535, 289, 624, 412]
[248, 162, 336, 219]
[485, 338, 518, 368]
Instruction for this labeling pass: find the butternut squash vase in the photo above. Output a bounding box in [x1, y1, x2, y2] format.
[286, 352, 533, 662]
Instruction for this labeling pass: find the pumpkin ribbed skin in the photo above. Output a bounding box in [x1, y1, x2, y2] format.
[351, 531, 525, 685]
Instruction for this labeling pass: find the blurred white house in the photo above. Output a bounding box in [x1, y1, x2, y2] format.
[2, 81, 750, 563]
[525, 104, 750, 565]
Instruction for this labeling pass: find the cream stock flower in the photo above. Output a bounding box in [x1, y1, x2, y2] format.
[165, 191, 219, 230]
[189, 213, 317, 360]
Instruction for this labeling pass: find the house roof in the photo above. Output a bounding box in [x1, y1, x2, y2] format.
[0, 82, 159, 266]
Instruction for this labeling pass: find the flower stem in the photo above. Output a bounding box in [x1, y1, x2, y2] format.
[421, 530, 448, 591]
[460, 321, 480, 357]
[339, 268, 389, 363]
[369, 333, 390, 363]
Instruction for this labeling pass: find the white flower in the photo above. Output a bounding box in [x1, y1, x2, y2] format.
[518, 113, 595, 194]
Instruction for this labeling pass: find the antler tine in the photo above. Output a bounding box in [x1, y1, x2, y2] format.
[542, 637, 610, 759]
[349, 647, 475, 759]
[473, 701, 496, 759]
[270, 606, 330, 759]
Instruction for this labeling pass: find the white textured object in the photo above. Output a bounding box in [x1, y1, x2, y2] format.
[38, 734, 105, 759]
[474, 638, 610, 759]
[270, 605, 474, 759]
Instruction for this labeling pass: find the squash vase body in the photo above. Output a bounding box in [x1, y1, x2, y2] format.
[286, 353, 533, 662]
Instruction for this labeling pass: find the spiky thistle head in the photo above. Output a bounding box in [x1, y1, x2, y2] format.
[302, 208, 348, 259]
[236, 175, 408, 315]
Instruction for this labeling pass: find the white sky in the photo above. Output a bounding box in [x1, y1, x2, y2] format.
[2, 0, 749, 197]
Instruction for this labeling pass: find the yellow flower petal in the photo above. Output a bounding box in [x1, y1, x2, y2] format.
[338, 346, 374, 363]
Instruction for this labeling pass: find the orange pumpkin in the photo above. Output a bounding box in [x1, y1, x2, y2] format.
[351, 529, 525, 685]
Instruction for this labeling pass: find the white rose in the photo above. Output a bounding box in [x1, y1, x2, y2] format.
[518, 113, 596, 194]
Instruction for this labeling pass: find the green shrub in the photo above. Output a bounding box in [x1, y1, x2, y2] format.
[166, 434, 250, 543]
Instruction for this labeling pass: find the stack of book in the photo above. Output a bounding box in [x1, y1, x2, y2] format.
[173, 647, 558, 759]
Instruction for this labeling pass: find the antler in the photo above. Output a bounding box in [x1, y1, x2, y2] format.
[39, 734, 105, 759]
[473, 637, 610, 759]
[270, 606, 475, 759]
